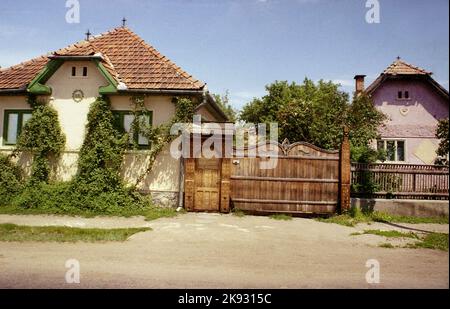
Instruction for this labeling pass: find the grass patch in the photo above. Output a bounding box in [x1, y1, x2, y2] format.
[316, 214, 369, 227]
[357, 229, 420, 239]
[0, 204, 179, 222]
[232, 208, 245, 218]
[379, 243, 395, 249]
[316, 207, 449, 227]
[0, 223, 151, 243]
[353, 229, 448, 251]
[371, 212, 449, 224]
[407, 233, 449, 251]
[269, 214, 292, 221]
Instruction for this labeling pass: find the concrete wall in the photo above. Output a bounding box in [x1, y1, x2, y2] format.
[352, 198, 449, 218]
[372, 79, 449, 164]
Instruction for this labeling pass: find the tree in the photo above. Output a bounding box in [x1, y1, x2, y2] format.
[435, 118, 449, 166]
[239, 79, 386, 152]
[213, 91, 237, 122]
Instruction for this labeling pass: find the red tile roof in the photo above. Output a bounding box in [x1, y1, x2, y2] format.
[365, 58, 449, 100]
[0, 27, 205, 91]
[382, 58, 431, 75]
[0, 56, 50, 90]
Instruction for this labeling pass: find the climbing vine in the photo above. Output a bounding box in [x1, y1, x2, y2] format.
[129, 95, 196, 187]
[15, 95, 66, 183]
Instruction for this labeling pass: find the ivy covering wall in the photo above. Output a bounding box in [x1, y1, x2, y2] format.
[0, 94, 196, 215]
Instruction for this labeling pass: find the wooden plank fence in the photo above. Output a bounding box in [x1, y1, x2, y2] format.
[229, 133, 351, 214]
[351, 163, 449, 200]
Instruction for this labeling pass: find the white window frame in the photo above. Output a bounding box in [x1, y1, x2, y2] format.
[377, 139, 407, 162]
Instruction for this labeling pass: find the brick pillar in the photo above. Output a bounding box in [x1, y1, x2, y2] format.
[220, 158, 231, 213]
[339, 126, 351, 213]
[184, 158, 195, 211]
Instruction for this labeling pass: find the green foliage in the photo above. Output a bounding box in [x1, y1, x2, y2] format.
[75, 96, 128, 192]
[16, 97, 65, 183]
[354, 229, 419, 239]
[269, 214, 293, 221]
[317, 208, 449, 227]
[0, 223, 151, 243]
[407, 233, 449, 251]
[213, 91, 237, 122]
[351, 144, 386, 163]
[350, 145, 387, 197]
[346, 93, 387, 148]
[2, 95, 193, 217]
[11, 96, 151, 215]
[131, 96, 196, 187]
[0, 154, 23, 206]
[435, 118, 449, 165]
[239, 79, 386, 151]
[232, 208, 245, 217]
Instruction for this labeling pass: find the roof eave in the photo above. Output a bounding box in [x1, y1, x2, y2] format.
[0, 88, 28, 95]
[117, 88, 205, 95]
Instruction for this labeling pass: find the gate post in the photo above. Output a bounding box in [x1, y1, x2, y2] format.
[339, 126, 351, 213]
[220, 158, 231, 213]
[184, 158, 195, 211]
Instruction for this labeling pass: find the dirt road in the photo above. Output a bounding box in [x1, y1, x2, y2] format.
[0, 213, 448, 288]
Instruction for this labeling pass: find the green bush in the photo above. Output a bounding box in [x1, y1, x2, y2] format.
[0, 154, 23, 206]
[12, 182, 152, 216]
[16, 101, 65, 183]
[11, 96, 153, 215]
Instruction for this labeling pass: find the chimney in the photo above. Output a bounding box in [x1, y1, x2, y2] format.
[354, 75, 366, 94]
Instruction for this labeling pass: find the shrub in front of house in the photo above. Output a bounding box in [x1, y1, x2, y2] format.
[0, 154, 23, 206]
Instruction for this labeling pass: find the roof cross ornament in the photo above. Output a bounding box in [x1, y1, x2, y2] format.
[85, 29, 91, 40]
[122, 17, 127, 28]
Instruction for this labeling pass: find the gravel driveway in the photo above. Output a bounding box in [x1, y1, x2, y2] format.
[0, 213, 448, 288]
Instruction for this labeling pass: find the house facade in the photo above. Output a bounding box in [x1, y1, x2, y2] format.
[0, 27, 227, 207]
[355, 58, 449, 165]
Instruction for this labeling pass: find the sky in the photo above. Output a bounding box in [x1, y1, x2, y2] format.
[0, 0, 448, 109]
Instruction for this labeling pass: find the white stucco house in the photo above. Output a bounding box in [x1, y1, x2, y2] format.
[0, 26, 227, 207]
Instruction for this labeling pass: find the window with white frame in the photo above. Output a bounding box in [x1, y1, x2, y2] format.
[2, 110, 33, 145]
[112, 111, 153, 148]
[377, 139, 405, 162]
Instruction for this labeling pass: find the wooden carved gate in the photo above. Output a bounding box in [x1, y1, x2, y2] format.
[194, 158, 221, 211]
[183, 132, 231, 213]
[184, 129, 350, 214]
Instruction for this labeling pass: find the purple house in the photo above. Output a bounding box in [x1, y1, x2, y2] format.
[355, 58, 449, 164]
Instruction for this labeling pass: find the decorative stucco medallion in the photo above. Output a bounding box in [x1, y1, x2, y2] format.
[399, 107, 409, 116]
[72, 90, 84, 103]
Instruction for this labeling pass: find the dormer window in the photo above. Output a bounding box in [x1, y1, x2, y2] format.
[397, 90, 410, 100]
[71, 66, 88, 77]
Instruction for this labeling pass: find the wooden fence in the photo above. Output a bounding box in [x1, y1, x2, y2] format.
[184, 129, 352, 215]
[229, 136, 350, 215]
[351, 163, 449, 200]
